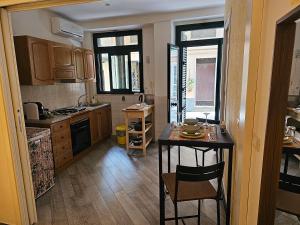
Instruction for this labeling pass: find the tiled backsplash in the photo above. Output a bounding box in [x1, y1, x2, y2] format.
[20, 83, 86, 111]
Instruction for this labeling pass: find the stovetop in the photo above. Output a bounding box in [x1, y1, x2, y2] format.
[53, 107, 86, 116]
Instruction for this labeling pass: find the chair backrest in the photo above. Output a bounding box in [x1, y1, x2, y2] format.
[279, 173, 300, 194]
[175, 162, 225, 199]
[196, 117, 220, 125]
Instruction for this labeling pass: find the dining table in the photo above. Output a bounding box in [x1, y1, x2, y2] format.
[282, 136, 300, 174]
[158, 124, 235, 225]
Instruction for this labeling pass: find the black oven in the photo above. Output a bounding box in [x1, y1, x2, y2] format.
[70, 118, 91, 155]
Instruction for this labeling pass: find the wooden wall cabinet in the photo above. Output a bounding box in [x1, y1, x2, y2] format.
[90, 105, 112, 144]
[73, 47, 85, 81]
[49, 42, 75, 80]
[73, 48, 95, 81]
[14, 36, 96, 84]
[14, 36, 54, 85]
[83, 49, 96, 80]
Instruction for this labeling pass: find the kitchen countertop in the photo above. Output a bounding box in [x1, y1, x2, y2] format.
[25, 103, 110, 126]
[26, 127, 51, 140]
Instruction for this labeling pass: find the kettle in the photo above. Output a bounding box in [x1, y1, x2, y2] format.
[138, 94, 144, 103]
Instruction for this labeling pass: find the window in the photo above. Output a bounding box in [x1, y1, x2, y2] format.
[93, 30, 143, 94]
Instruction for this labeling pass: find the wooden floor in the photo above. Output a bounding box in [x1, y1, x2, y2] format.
[275, 157, 300, 225]
[36, 139, 225, 225]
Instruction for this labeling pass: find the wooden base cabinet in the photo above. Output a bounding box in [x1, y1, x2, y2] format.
[50, 120, 73, 170]
[90, 106, 112, 145]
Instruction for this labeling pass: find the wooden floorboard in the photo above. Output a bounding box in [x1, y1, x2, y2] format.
[36, 139, 226, 225]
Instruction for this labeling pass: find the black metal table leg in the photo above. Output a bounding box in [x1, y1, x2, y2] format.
[226, 147, 233, 225]
[178, 146, 181, 165]
[168, 145, 171, 173]
[159, 143, 165, 225]
[220, 148, 224, 161]
[284, 154, 289, 174]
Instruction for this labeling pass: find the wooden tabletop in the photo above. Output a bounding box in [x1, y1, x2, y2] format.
[122, 104, 154, 112]
[158, 124, 234, 148]
[282, 137, 300, 154]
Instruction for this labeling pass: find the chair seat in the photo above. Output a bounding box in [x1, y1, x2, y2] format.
[162, 173, 217, 202]
[276, 189, 300, 216]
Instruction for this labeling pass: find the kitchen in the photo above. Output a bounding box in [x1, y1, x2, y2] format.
[5, 1, 229, 225]
[12, 12, 114, 198]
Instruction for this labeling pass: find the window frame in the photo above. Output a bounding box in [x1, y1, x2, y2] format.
[175, 21, 224, 121]
[93, 30, 144, 94]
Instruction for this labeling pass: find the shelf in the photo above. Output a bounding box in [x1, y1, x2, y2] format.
[128, 144, 143, 150]
[128, 137, 153, 150]
[146, 137, 153, 148]
[128, 124, 153, 134]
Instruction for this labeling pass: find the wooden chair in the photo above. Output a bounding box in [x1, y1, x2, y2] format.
[276, 173, 300, 221]
[194, 118, 220, 166]
[162, 162, 225, 225]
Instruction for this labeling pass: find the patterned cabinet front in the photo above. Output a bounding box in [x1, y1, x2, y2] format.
[27, 127, 55, 199]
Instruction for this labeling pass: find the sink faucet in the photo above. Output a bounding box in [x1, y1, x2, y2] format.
[77, 94, 87, 107]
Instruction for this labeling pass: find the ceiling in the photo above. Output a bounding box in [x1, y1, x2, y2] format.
[49, 0, 224, 22]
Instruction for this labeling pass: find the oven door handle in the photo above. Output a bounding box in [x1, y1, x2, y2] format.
[72, 125, 89, 132]
[71, 118, 89, 126]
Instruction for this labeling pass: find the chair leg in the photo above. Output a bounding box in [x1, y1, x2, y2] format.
[195, 149, 199, 166]
[178, 146, 181, 165]
[175, 202, 179, 225]
[202, 151, 205, 167]
[217, 200, 220, 225]
[198, 200, 201, 225]
[216, 148, 219, 163]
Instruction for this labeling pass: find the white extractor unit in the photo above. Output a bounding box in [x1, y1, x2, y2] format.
[51, 17, 84, 41]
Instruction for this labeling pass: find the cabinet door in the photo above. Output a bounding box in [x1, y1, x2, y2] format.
[89, 111, 99, 144]
[101, 106, 112, 138]
[28, 37, 53, 84]
[73, 48, 85, 81]
[50, 42, 75, 79]
[96, 109, 104, 141]
[84, 49, 96, 80]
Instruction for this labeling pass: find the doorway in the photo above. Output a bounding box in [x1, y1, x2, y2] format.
[168, 22, 224, 123]
[259, 5, 300, 225]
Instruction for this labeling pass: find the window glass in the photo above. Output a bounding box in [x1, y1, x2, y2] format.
[122, 35, 138, 45]
[130, 52, 140, 92]
[111, 55, 129, 89]
[101, 53, 110, 91]
[97, 37, 116, 47]
[181, 28, 224, 41]
[98, 35, 138, 47]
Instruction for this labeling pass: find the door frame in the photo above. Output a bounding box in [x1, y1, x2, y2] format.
[258, 5, 300, 225]
[175, 21, 224, 121]
[167, 43, 180, 123]
[0, 1, 98, 224]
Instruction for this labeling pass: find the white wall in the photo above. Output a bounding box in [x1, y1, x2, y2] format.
[11, 9, 86, 110]
[11, 10, 81, 47]
[81, 7, 224, 137]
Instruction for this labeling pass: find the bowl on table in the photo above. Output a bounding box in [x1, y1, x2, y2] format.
[184, 118, 198, 125]
[182, 124, 203, 134]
